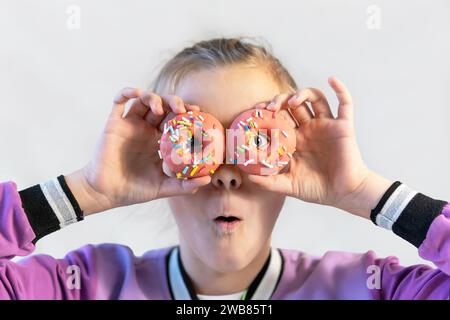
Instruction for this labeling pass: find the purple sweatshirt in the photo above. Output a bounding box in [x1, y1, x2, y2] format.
[1, 180, 449, 300]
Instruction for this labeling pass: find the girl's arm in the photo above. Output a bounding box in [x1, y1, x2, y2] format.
[0, 180, 98, 299]
[0, 88, 208, 299]
[363, 180, 450, 299]
[247, 77, 450, 299]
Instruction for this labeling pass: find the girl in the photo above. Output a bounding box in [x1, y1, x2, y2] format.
[1, 38, 449, 300]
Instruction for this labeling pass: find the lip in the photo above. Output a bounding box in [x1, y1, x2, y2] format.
[210, 196, 243, 232]
[213, 215, 242, 231]
[210, 198, 243, 220]
[212, 212, 243, 220]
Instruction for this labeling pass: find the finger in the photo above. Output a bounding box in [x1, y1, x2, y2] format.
[162, 95, 187, 114]
[141, 93, 166, 127]
[162, 161, 176, 178]
[125, 97, 151, 119]
[247, 174, 293, 196]
[156, 100, 201, 132]
[157, 103, 201, 128]
[328, 76, 354, 121]
[288, 88, 334, 119]
[287, 102, 314, 125]
[112, 87, 141, 118]
[185, 103, 201, 111]
[254, 102, 268, 109]
[267, 93, 292, 111]
[158, 175, 212, 198]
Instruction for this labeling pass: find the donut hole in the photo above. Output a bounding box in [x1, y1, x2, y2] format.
[250, 132, 270, 151]
[189, 135, 203, 154]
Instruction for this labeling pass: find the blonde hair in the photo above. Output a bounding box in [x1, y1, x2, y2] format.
[152, 37, 297, 95]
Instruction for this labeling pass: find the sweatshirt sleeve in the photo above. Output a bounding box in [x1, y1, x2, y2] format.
[0, 181, 97, 299]
[418, 204, 450, 274]
[369, 182, 450, 300]
[0, 182, 35, 259]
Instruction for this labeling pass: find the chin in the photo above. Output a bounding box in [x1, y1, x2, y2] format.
[201, 241, 256, 273]
[207, 250, 250, 273]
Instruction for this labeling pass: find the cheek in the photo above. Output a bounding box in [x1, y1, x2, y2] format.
[168, 196, 209, 235]
[167, 197, 187, 215]
[257, 194, 284, 227]
[168, 197, 197, 227]
[240, 188, 285, 229]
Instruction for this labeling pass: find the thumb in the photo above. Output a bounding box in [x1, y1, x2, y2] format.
[158, 175, 212, 198]
[162, 161, 176, 178]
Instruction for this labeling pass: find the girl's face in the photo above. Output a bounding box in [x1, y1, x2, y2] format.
[168, 65, 289, 273]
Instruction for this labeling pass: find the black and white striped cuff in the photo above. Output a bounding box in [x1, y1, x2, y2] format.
[370, 181, 448, 247]
[19, 175, 84, 243]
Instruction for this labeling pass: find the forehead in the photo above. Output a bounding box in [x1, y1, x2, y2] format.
[174, 65, 281, 127]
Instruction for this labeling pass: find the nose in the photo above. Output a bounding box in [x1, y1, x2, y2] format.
[211, 165, 242, 190]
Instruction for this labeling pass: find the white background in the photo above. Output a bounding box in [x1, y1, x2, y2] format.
[0, 0, 449, 267]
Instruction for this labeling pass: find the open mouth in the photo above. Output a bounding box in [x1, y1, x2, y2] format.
[213, 215, 242, 229]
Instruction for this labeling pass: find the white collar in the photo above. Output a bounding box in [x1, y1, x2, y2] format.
[167, 246, 283, 300]
[197, 290, 246, 300]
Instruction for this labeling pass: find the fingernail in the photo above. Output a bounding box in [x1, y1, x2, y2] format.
[288, 96, 298, 106]
[267, 102, 275, 110]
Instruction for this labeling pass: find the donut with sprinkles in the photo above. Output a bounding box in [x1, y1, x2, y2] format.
[229, 108, 296, 175]
[159, 111, 225, 179]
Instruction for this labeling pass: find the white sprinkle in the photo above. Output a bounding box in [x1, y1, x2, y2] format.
[282, 130, 289, 138]
[241, 145, 250, 151]
[246, 117, 253, 122]
[261, 160, 273, 169]
[182, 116, 191, 123]
[278, 161, 288, 166]
[253, 121, 258, 128]
[239, 120, 246, 127]
[157, 150, 162, 159]
[198, 115, 205, 121]
[163, 123, 169, 134]
[287, 152, 293, 158]
[187, 111, 193, 114]
[244, 159, 255, 166]
[259, 110, 264, 119]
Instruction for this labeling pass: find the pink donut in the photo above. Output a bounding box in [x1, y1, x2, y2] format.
[159, 111, 225, 179]
[229, 108, 296, 175]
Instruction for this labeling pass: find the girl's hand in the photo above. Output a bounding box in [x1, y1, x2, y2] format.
[65, 88, 211, 215]
[248, 77, 392, 219]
